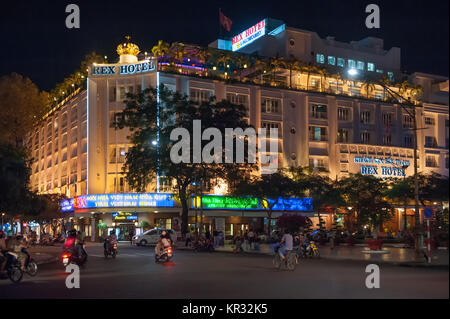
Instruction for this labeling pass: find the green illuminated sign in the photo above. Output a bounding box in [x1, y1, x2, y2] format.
[192, 195, 258, 210]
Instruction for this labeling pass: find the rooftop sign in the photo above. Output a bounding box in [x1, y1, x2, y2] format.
[232, 19, 266, 51]
[90, 60, 156, 76]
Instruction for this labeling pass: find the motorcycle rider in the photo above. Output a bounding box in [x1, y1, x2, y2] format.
[155, 230, 172, 257]
[104, 231, 117, 253]
[64, 229, 83, 258]
[278, 230, 294, 260]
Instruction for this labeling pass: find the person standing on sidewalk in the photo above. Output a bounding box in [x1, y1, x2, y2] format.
[185, 230, 192, 247]
[248, 229, 255, 250]
[330, 230, 335, 250]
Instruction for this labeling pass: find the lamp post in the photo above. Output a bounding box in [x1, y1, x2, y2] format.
[401, 164, 410, 232]
[348, 68, 423, 254]
[1, 213, 5, 230]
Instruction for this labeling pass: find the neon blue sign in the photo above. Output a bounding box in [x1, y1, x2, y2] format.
[73, 193, 175, 209]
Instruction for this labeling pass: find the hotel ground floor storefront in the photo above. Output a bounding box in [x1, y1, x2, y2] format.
[53, 193, 448, 242]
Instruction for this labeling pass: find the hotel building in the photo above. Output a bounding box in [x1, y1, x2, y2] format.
[26, 18, 449, 240]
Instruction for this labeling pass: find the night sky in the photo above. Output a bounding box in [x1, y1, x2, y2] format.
[1, 0, 448, 91]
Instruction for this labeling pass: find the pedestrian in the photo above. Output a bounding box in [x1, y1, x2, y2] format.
[248, 229, 255, 250]
[213, 229, 219, 247]
[243, 230, 249, 251]
[185, 230, 191, 247]
[330, 230, 335, 249]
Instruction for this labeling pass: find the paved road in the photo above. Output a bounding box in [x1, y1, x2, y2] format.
[0, 243, 448, 299]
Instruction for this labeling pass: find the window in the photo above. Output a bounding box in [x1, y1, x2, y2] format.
[327, 56, 336, 66]
[261, 122, 281, 137]
[337, 58, 345, 67]
[387, 72, 394, 82]
[360, 131, 371, 144]
[382, 135, 392, 146]
[376, 69, 383, 74]
[226, 93, 249, 108]
[109, 147, 117, 163]
[360, 111, 372, 124]
[309, 158, 326, 169]
[382, 112, 393, 125]
[424, 117, 435, 126]
[425, 136, 438, 148]
[348, 59, 356, 69]
[426, 156, 438, 168]
[261, 98, 281, 113]
[357, 61, 365, 70]
[190, 88, 213, 103]
[404, 134, 413, 148]
[367, 63, 375, 72]
[118, 147, 127, 163]
[309, 126, 328, 142]
[310, 104, 328, 119]
[403, 115, 414, 128]
[316, 54, 325, 64]
[337, 129, 350, 143]
[338, 107, 350, 121]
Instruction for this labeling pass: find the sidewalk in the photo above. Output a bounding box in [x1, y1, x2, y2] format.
[206, 243, 449, 268]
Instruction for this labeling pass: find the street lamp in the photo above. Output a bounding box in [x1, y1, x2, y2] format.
[376, 81, 423, 254]
[1, 213, 5, 230]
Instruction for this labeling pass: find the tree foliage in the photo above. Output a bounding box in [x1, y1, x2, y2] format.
[0, 73, 48, 147]
[115, 85, 254, 234]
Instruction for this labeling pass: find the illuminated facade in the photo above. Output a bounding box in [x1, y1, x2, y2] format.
[26, 25, 449, 240]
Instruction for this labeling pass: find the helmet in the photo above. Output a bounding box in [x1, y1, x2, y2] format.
[68, 229, 77, 237]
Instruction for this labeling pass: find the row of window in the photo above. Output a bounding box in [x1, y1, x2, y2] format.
[315, 54, 394, 80]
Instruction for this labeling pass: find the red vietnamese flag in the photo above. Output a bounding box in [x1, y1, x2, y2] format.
[219, 9, 232, 32]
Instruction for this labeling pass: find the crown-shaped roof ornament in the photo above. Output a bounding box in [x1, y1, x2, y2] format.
[117, 35, 140, 56]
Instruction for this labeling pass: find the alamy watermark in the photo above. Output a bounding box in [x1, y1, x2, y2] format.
[365, 264, 380, 289]
[170, 120, 279, 174]
[65, 264, 80, 288]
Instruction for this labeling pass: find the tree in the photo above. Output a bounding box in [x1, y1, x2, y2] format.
[0, 73, 48, 147]
[233, 171, 295, 235]
[115, 85, 254, 235]
[151, 40, 170, 58]
[289, 166, 343, 232]
[29, 193, 68, 236]
[0, 143, 33, 221]
[362, 78, 376, 99]
[276, 214, 311, 233]
[385, 176, 415, 230]
[339, 174, 393, 237]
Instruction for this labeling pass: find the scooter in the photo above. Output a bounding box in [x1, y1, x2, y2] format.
[1, 250, 23, 283]
[104, 239, 118, 259]
[62, 244, 88, 267]
[155, 246, 173, 263]
[22, 248, 38, 276]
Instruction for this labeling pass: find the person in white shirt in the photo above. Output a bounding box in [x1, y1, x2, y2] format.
[279, 230, 293, 259]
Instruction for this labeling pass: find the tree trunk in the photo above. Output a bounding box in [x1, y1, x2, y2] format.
[266, 210, 273, 235]
[180, 190, 189, 236]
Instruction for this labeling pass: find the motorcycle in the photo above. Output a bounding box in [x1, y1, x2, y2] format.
[272, 244, 297, 271]
[62, 244, 87, 267]
[2, 251, 23, 283]
[104, 239, 117, 259]
[305, 240, 320, 258]
[155, 246, 173, 263]
[193, 239, 214, 252]
[22, 248, 38, 276]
